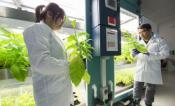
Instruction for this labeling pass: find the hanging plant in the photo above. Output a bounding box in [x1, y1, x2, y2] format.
[65, 19, 94, 86]
[0, 27, 30, 81]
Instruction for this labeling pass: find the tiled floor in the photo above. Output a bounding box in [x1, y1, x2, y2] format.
[114, 70, 175, 106]
[140, 70, 175, 106]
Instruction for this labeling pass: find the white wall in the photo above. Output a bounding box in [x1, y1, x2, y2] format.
[141, 16, 175, 51]
[159, 25, 175, 50]
[141, 16, 159, 34]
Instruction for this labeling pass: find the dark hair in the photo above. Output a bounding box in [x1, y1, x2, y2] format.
[138, 23, 152, 30]
[35, 3, 65, 23]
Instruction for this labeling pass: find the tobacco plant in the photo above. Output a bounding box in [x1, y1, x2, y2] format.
[0, 27, 30, 81]
[65, 20, 94, 86]
[115, 31, 148, 64]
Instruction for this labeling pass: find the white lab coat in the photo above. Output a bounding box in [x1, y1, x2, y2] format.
[135, 34, 169, 84]
[23, 21, 73, 106]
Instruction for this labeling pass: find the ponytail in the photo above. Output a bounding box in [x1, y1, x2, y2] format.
[35, 3, 65, 23]
[35, 5, 45, 23]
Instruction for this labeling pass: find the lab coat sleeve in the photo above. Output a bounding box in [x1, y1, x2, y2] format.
[136, 39, 170, 61]
[23, 26, 69, 75]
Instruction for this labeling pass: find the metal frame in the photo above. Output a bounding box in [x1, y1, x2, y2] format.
[86, 0, 140, 106]
[12, 0, 22, 9]
[0, 6, 83, 30]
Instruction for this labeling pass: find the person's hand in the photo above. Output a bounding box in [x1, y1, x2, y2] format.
[132, 49, 140, 57]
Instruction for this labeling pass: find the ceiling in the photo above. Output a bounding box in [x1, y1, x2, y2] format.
[0, 0, 85, 20]
[141, 0, 175, 48]
[141, 0, 175, 28]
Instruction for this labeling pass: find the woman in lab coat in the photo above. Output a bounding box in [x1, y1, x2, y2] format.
[132, 23, 169, 106]
[23, 3, 73, 106]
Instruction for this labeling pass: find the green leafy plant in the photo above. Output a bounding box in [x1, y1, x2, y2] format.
[1, 93, 35, 106]
[123, 31, 148, 53]
[0, 85, 35, 106]
[115, 31, 148, 64]
[65, 20, 94, 86]
[115, 67, 135, 86]
[0, 27, 30, 81]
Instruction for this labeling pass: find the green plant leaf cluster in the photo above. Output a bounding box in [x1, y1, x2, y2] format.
[115, 67, 135, 86]
[0, 27, 30, 81]
[115, 31, 148, 64]
[69, 55, 85, 86]
[1, 93, 35, 106]
[65, 20, 93, 86]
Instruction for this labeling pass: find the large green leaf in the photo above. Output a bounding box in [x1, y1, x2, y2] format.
[83, 70, 90, 84]
[69, 55, 85, 86]
[10, 64, 28, 82]
[135, 43, 148, 53]
[65, 19, 94, 86]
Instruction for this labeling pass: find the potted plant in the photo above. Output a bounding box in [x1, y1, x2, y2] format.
[0, 27, 30, 82]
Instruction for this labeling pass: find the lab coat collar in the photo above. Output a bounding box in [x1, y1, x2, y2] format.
[140, 34, 154, 46]
[140, 38, 148, 46]
[146, 36, 153, 46]
[40, 21, 52, 32]
[146, 34, 157, 46]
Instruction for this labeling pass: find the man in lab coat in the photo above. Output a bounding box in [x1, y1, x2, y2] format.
[131, 23, 169, 106]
